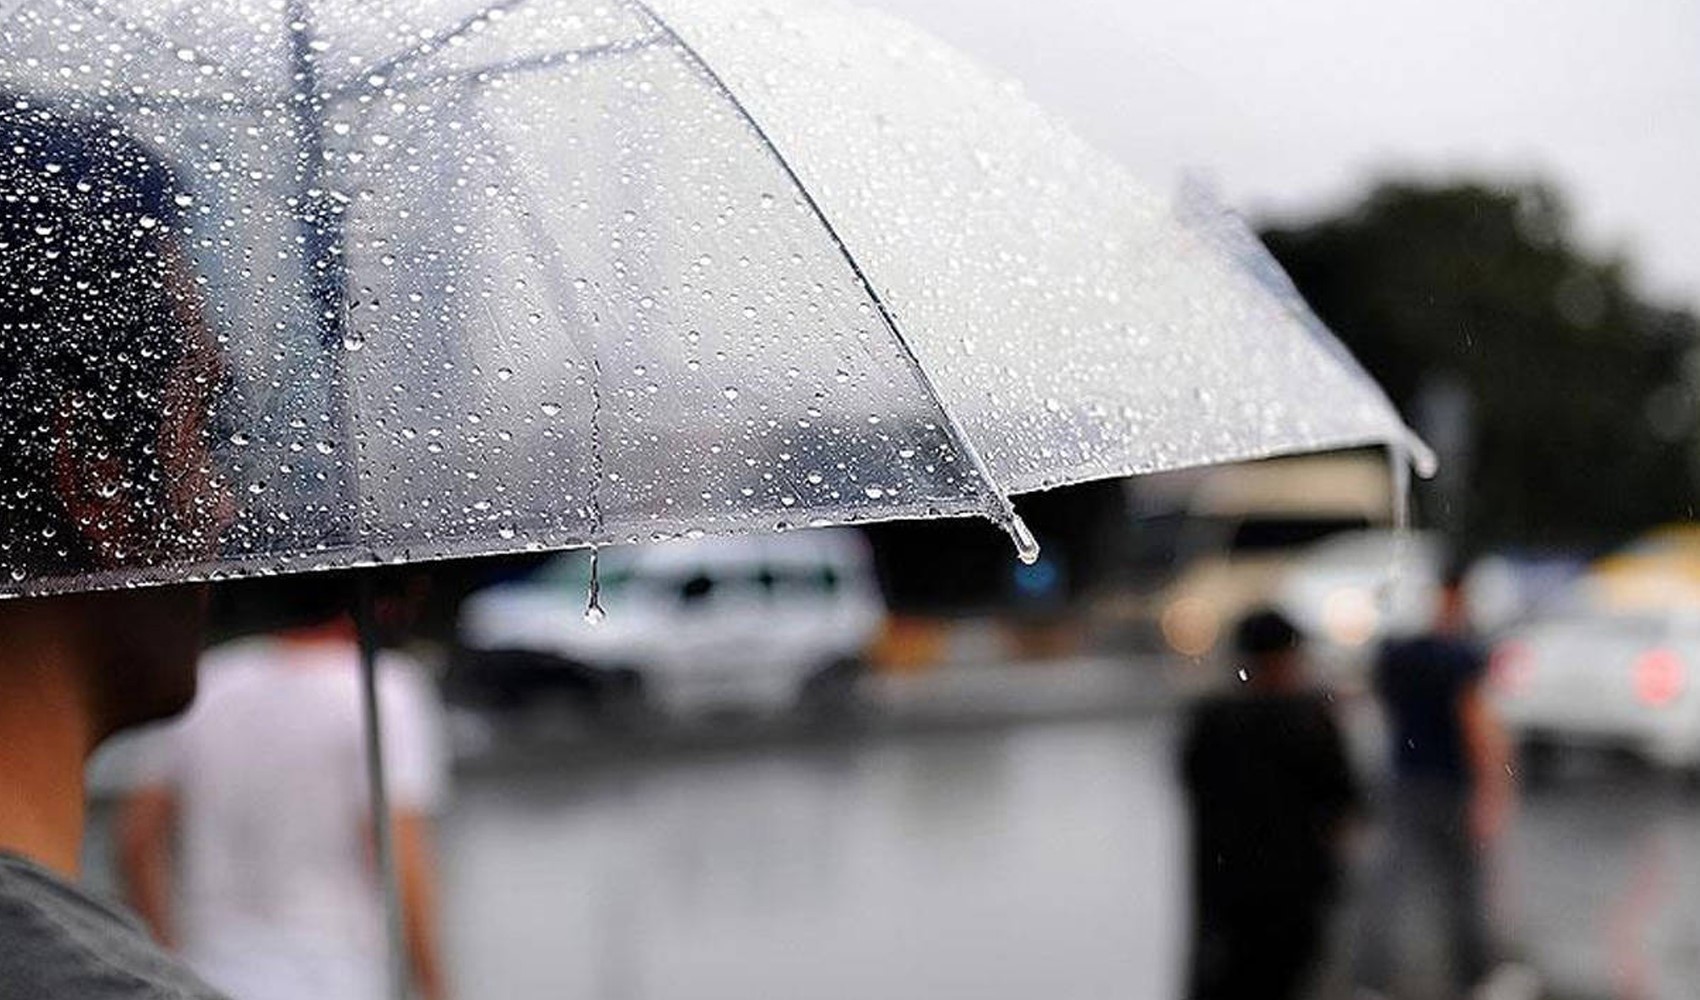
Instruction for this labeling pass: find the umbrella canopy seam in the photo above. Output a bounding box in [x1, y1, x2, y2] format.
[625, 0, 1035, 556]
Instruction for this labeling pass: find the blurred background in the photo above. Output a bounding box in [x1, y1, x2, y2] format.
[84, 1, 1700, 998]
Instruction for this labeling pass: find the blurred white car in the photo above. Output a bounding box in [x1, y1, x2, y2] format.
[456, 529, 885, 717]
[1492, 611, 1700, 772]
[1275, 530, 1441, 683]
[1146, 454, 1393, 659]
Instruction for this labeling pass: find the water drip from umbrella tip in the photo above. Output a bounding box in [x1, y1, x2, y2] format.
[1378, 440, 1415, 609]
[1005, 513, 1041, 565]
[584, 546, 606, 625]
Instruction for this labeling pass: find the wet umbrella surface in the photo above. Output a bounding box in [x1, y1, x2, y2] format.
[0, 0, 1423, 601]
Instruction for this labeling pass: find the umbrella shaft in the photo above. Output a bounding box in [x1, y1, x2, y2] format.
[357, 579, 410, 1000]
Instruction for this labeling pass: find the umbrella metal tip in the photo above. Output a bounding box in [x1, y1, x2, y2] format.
[1006, 513, 1041, 565]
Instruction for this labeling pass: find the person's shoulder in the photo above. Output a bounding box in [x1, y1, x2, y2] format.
[0, 855, 229, 999]
[1378, 634, 1424, 661]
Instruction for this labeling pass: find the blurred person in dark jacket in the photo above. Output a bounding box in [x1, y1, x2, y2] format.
[1181, 609, 1361, 1000]
[1356, 566, 1518, 1000]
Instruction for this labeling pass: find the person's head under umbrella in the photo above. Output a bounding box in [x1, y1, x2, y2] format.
[1233, 607, 1305, 691]
[0, 93, 235, 999]
[0, 92, 228, 721]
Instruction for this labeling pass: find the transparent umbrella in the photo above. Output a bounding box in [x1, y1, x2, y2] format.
[0, 0, 1426, 601]
[0, 0, 1426, 994]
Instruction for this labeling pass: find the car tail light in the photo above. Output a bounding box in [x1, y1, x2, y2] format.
[1490, 641, 1535, 694]
[1634, 648, 1686, 708]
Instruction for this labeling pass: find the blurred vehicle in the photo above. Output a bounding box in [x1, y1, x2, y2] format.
[1492, 610, 1700, 773]
[1275, 530, 1441, 683]
[453, 529, 885, 717]
[1579, 523, 1700, 612]
[1145, 453, 1393, 660]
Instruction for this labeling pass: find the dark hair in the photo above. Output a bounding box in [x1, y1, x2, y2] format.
[1234, 608, 1301, 658]
[0, 93, 195, 577]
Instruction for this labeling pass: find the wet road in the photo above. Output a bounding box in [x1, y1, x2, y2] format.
[440, 719, 1187, 1000]
[438, 713, 1700, 1000]
[1506, 758, 1700, 1000]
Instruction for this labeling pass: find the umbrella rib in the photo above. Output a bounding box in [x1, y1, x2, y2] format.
[626, 0, 1036, 557]
[470, 105, 615, 545]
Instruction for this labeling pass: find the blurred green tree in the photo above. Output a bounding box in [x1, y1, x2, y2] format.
[1261, 180, 1700, 552]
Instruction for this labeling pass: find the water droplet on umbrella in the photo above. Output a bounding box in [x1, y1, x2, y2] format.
[539, 402, 562, 417]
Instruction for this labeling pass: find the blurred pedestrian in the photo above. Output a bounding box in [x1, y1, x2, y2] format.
[0, 95, 233, 998]
[117, 576, 451, 1000]
[1181, 609, 1362, 1000]
[1355, 565, 1514, 999]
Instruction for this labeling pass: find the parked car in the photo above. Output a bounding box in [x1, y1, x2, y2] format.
[1491, 611, 1700, 774]
[453, 529, 885, 717]
[1274, 529, 1441, 685]
[1143, 453, 1392, 659]
[1580, 522, 1700, 612]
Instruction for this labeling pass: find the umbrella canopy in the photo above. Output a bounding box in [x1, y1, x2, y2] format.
[0, 0, 1425, 599]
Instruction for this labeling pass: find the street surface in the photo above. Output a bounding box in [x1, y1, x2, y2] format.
[441, 717, 1186, 1000]
[440, 700, 1700, 1000]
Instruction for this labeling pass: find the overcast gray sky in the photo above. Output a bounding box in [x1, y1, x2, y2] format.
[868, 0, 1700, 309]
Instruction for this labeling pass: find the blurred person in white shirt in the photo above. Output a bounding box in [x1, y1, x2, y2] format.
[116, 575, 450, 1000]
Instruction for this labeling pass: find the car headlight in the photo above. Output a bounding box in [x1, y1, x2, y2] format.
[1321, 587, 1379, 647]
[1161, 597, 1219, 658]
